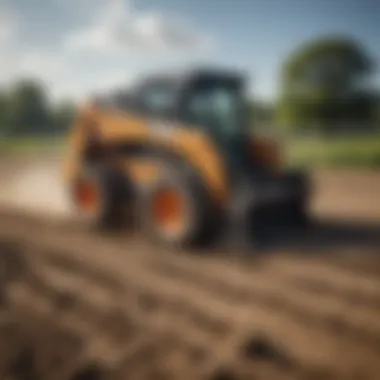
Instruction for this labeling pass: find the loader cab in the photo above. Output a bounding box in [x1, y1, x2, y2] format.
[180, 70, 251, 177]
[179, 70, 248, 141]
[132, 77, 179, 120]
[131, 69, 248, 134]
[132, 69, 252, 176]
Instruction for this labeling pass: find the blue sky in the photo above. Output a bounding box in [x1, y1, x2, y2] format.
[0, 0, 378, 101]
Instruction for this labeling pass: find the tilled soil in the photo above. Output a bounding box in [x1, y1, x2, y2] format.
[1, 156, 380, 379]
[1, 209, 380, 380]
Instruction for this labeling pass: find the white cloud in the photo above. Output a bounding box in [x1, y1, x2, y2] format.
[52, 65, 135, 103]
[65, 0, 213, 53]
[0, 5, 21, 85]
[0, 51, 66, 94]
[0, 0, 216, 102]
[0, 4, 66, 90]
[18, 53, 66, 78]
[0, 6, 17, 45]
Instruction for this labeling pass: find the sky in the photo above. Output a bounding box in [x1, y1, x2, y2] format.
[0, 0, 379, 102]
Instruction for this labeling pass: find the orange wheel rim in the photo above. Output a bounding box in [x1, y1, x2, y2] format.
[75, 180, 99, 213]
[152, 188, 186, 236]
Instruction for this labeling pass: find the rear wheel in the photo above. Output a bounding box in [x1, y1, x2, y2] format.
[71, 165, 133, 229]
[151, 187, 188, 239]
[137, 163, 221, 249]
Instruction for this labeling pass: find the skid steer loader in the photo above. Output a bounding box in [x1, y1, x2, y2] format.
[62, 67, 311, 249]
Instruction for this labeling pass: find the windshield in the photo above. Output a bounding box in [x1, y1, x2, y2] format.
[183, 78, 253, 178]
[184, 81, 246, 139]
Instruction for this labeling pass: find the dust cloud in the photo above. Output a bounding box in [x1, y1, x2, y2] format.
[0, 156, 72, 218]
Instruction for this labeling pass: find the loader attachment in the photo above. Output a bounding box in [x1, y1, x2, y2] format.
[61, 102, 98, 185]
[226, 170, 310, 250]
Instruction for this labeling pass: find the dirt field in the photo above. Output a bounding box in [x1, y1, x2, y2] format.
[1, 155, 380, 380]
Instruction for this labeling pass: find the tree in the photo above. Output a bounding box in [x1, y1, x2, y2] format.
[6, 78, 53, 136]
[247, 99, 274, 130]
[0, 91, 10, 136]
[276, 35, 376, 133]
[53, 100, 76, 134]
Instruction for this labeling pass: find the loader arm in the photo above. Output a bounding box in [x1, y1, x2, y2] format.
[61, 103, 97, 185]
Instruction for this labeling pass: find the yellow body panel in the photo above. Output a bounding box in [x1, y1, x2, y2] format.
[62, 106, 230, 204]
[62, 105, 282, 207]
[61, 104, 95, 182]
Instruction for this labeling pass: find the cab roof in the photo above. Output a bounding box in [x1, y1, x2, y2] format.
[93, 66, 247, 109]
[133, 66, 247, 90]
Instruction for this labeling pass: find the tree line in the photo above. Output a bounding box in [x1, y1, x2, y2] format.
[0, 34, 379, 138]
[275, 35, 379, 134]
[0, 79, 76, 137]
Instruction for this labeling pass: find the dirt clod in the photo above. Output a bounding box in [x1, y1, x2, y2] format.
[240, 335, 294, 369]
[208, 367, 237, 380]
[1, 167, 380, 380]
[71, 363, 107, 380]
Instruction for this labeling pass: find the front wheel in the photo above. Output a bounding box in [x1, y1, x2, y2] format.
[136, 165, 221, 250]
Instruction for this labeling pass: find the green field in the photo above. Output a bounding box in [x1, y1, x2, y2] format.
[285, 135, 380, 168]
[0, 136, 66, 156]
[1, 134, 380, 169]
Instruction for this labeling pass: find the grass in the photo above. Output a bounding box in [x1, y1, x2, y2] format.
[285, 134, 380, 168]
[0, 136, 66, 156]
[1, 133, 380, 169]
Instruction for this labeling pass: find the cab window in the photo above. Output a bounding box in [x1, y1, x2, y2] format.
[137, 84, 176, 118]
[183, 80, 245, 138]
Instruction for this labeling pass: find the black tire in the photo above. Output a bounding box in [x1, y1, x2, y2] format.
[292, 197, 312, 228]
[71, 164, 133, 230]
[282, 170, 312, 228]
[136, 161, 221, 249]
